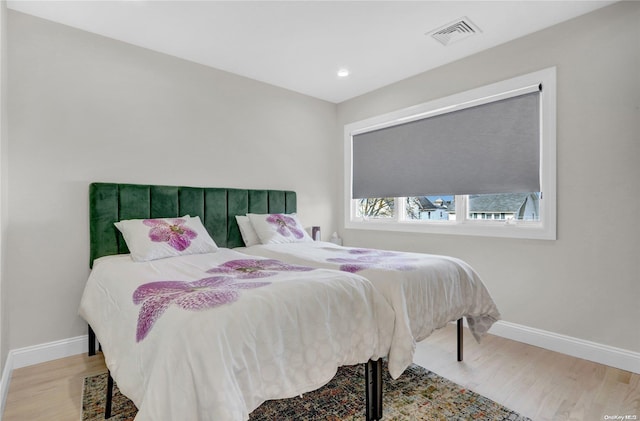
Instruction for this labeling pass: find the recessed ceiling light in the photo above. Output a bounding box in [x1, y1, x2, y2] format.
[337, 68, 350, 78]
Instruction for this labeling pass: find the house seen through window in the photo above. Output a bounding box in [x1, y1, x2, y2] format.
[357, 193, 540, 223]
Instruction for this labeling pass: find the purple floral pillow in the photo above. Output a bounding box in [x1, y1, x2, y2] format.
[247, 213, 313, 244]
[114, 215, 218, 262]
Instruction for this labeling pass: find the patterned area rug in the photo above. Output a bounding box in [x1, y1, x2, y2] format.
[82, 363, 532, 420]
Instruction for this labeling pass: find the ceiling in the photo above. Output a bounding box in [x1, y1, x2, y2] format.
[7, 0, 616, 103]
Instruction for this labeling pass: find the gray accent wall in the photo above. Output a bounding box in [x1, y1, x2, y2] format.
[338, 1, 640, 353]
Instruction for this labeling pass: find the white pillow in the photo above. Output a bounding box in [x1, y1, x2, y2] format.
[235, 215, 261, 247]
[114, 215, 218, 262]
[247, 213, 313, 244]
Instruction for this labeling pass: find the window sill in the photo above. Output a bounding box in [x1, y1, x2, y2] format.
[345, 219, 556, 240]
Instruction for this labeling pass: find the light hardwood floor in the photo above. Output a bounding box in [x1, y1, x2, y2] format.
[413, 325, 639, 421]
[3, 325, 638, 421]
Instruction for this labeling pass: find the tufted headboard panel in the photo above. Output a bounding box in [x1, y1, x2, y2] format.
[89, 182, 296, 267]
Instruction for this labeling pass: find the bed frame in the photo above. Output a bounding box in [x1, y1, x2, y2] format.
[87, 182, 390, 420]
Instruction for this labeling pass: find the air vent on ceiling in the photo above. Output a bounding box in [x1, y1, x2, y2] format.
[428, 17, 481, 46]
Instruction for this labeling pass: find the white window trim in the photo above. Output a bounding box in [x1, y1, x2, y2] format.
[344, 67, 556, 240]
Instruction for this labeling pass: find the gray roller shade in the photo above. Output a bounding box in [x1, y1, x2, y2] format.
[352, 90, 541, 198]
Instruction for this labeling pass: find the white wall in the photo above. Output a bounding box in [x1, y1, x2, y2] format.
[337, 2, 640, 353]
[6, 10, 340, 350]
[4, 2, 639, 363]
[0, 0, 8, 371]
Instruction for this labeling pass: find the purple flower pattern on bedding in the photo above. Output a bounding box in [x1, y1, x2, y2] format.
[133, 276, 269, 342]
[206, 259, 314, 278]
[327, 248, 418, 273]
[133, 259, 315, 342]
[144, 218, 197, 251]
[266, 214, 305, 239]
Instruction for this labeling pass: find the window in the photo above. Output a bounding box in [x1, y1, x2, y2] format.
[467, 192, 541, 222]
[405, 196, 454, 221]
[356, 197, 395, 219]
[344, 68, 556, 240]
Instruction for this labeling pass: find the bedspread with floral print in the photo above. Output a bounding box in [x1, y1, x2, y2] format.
[238, 241, 501, 380]
[133, 259, 315, 341]
[79, 248, 394, 421]
[326, 248, 418, 273]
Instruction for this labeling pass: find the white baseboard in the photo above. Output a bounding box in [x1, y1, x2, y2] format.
[0, 351, 13, 421]
[0, 335, 87, 420]
[9, 335, 86, 370]
[488, 320, 640, 374]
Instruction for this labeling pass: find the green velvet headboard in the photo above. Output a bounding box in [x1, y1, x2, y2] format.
[89, 182, 296, 267]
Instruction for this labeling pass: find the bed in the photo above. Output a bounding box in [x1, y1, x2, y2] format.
[79, 182, 396, 421]
[236, 215, 501, 379]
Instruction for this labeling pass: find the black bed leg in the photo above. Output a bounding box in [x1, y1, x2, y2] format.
[365, 359, 383, 421]
[105, 371, 114, 419]
[88, 325, 96, 356]
[457, 318, 464, 362]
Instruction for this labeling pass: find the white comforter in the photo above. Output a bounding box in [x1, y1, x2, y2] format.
[79, 249, 394, 421]
[239, 242, 501, 379]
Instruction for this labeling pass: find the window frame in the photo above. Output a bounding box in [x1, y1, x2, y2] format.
[344, 67, 556, 240]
